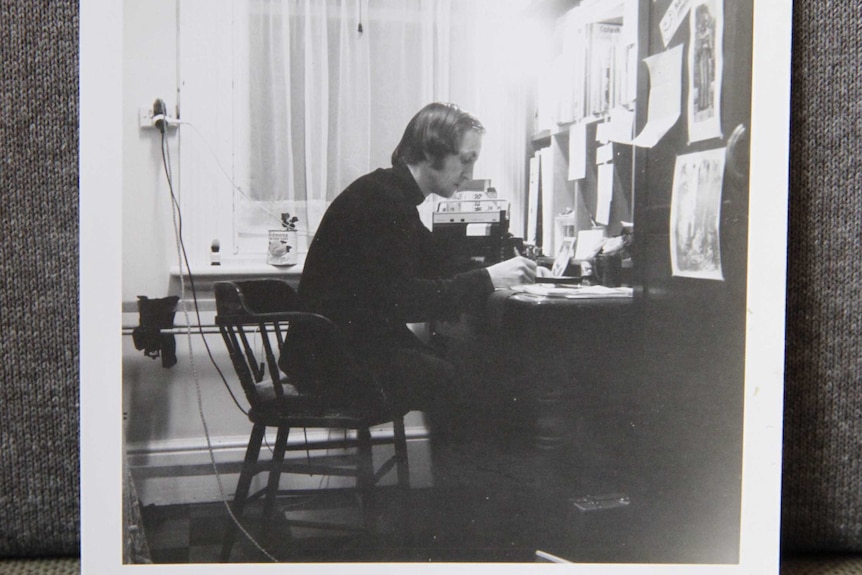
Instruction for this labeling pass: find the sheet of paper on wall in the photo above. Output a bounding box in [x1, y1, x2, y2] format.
[596, 143, 614, 165]
[631, 44, 683, 148]
[528, 153, 540, 243]
[595, 121, 610, 144]
[596, 163, 614, 225]
[608, 107, 635, 144]
[539, 146, 555, 253]
[687, 0, 724, 143]
[659, 0, 692, 47]
[567, 123, 587, 181]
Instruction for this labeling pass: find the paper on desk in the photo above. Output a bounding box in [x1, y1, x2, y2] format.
[511, 284, 633, 298]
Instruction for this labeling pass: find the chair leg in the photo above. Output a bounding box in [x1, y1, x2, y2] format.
[357, 427, 376, 530]
[393, 416, 410, 488]
[392, 416, 412, 544]
[221, 423, 266, 563]
[263, 425, 289, 523]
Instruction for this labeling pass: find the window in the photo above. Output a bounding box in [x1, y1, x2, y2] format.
[177, 0, 535, 267]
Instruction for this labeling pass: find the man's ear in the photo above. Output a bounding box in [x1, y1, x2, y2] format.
[421, 152, 442, 171]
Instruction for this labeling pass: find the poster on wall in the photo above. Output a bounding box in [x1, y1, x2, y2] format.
[670, 148, 726, 280]
[687, 0, 724, 143]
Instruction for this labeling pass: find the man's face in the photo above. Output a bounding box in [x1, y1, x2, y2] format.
[428, 130, 482, 198]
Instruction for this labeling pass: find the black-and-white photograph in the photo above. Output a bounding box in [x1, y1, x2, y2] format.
[80, 0, 792, 572]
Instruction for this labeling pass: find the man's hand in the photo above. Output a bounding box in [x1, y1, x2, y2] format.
[486, 256, 541, 289]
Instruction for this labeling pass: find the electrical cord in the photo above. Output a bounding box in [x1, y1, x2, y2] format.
[158, 130, 248, 417]
[157, 116, 354, 561]
[159, 128, 279, 563]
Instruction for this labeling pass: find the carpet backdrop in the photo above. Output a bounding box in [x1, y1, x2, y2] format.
[0, 0, 860, 564]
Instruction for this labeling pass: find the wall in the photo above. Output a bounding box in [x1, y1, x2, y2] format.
[628, 0, 754, 560]
[122, 0, 179, 303]
[120, 0, 198, 504]
[116, 1, 345, 504]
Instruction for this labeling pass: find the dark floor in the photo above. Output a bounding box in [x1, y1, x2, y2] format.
[139, 389, 744, 565]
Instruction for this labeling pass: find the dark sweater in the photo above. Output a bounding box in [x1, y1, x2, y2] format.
[298, 164, 494, 357]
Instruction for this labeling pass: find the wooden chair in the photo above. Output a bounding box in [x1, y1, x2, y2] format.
[213, 279, 410, 562]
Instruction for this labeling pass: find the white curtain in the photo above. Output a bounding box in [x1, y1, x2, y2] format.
[230, 0, 537, 254]
[234, 0, 452, 252]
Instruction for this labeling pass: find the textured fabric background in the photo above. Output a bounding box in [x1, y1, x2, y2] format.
[0, 0, 80, 559]
[0, 0, 860, 568]
[781, 0, 862, 554]
[0, 558, 80, 575]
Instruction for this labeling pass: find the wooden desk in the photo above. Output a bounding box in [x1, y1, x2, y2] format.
[485, 288, 635, 333]
[458, 289, 637, 449]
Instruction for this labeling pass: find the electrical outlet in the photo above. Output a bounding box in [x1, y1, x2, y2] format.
[139, 105, 178, 130]
[139, 106, 156, 129]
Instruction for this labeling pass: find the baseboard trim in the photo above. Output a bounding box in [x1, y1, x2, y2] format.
[127, 424, 432, 506]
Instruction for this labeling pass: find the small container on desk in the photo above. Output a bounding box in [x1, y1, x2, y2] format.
[594, 253, 623, 287]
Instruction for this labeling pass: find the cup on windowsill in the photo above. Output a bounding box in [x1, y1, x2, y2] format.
[267, 229, 298, 266]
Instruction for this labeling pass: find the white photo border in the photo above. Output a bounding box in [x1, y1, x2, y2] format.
[80, 0, 792, 572]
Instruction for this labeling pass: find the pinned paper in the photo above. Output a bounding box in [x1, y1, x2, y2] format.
[567, 123, 587, 181]
[527, 154, 540, 243]
[606, 107, 635, 144]
[596, 143, 614, 165]
[596, 122, 610, 144]
[659, 0, 692, 47]
[632, 44, 683, 148]
[596, 163, 614, 225]
[540, 146, 555, 254]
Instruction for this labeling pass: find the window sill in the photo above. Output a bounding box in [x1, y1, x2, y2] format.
[169, 254, 305, 280]
[125, 255, 305, 313]
[173, 252, 304, 286]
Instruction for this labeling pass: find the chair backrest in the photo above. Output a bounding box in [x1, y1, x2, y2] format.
[214, 280, 302, 407]
[214, 279, 379, 410]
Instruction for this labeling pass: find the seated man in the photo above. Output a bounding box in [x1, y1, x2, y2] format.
[292, 102, 545, 434]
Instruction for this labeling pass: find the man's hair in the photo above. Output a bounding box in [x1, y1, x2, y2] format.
[391, 102, 485, 169]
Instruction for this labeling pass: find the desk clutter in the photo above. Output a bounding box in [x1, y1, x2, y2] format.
[432, 182, 516, 266]
[511, 284, 633, 299]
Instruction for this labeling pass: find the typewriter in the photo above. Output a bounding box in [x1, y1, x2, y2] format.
[432, 187, 514, 266]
